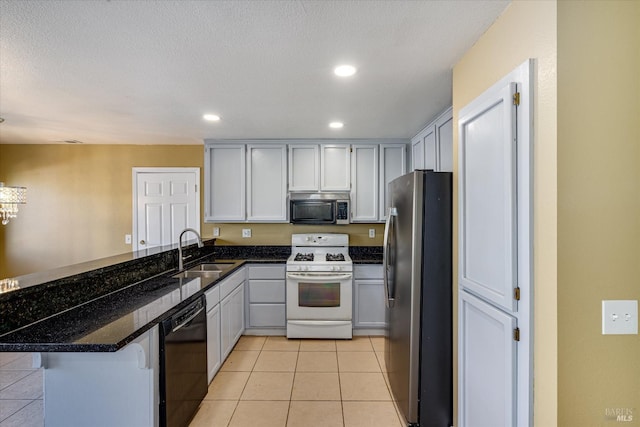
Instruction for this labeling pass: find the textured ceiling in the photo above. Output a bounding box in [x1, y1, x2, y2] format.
[0, 0, 510, 145]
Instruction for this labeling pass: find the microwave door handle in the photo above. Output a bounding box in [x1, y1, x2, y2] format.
[383, 207, 397, 308]
[286, 273, 352, 281]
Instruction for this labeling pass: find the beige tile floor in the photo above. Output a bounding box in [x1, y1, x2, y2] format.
[189, 336, 405, 427]
[0, 353, 43, 427]
[0, 336, 404, 427]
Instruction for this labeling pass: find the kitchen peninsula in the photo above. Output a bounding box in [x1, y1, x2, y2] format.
[0, 240, 381, 427]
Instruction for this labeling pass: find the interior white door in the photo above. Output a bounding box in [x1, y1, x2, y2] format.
[133, 168, 200, 251]
[458, 59, 533, 427]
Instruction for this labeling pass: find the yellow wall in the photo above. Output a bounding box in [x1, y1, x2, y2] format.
[557, 1, 640, 426]
[453, 1, 557, 426]
[0, 144, 383, 277]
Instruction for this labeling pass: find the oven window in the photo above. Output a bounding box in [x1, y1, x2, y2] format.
[298, 282, 340, 307]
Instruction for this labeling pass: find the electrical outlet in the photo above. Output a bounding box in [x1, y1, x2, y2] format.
[369, 229, 375, 238]
[125, 234, 132, 244]
[242, 229, 252, 238]
[602, 300, 638, 335]
[213, 227, 220, 237]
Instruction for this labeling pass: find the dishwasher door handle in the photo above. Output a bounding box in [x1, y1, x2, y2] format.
[172, 306, 205, 333]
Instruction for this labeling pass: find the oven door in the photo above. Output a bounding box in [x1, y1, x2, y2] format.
[286, 272, 352, 320]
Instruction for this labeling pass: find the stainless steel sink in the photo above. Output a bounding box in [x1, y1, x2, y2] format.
[172, 262, 235, 280]
[173, 270, 221, 279]
[188, 263, 235, 272]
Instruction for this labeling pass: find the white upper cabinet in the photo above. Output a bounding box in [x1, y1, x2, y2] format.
[379, 143, 407, 221]
[204, 141, 287, 223]
[320, 144, 351, 191]
[204, 144, 246, 222]
[350, 145, 379, 222]
[436, 110, 453, 172]
[247, 145, 287, 221]
[411, 107, 452, 172]
[288, 145, 320, 191]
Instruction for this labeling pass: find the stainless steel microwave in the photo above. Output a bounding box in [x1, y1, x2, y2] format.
[289, 193, 350, 225]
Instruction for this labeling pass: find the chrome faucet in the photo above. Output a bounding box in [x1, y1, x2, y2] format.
[178, 228, 203, 271]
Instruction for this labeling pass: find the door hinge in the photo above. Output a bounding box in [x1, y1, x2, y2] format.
[513, 327, 520, 342]
[513, 92, 520, 106]
[513, 286, 521, 301]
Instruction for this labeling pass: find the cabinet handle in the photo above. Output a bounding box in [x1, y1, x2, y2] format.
[139, 240, 146, 245]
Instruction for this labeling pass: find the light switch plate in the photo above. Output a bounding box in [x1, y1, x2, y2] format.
[602, 300, 638, 335]
[242, 229, 251, 238]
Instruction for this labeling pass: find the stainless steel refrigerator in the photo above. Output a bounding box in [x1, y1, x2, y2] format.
[383, 170, 452, 427]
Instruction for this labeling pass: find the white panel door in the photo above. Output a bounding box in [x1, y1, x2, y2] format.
[459, 291, 516, 427]
[379, 144, 406, 221]
[288, 145, 320, 191]
[247, 144, 287, 221]
[206, 304, 221, 383]
[350, 145, 379, 222]
[424, 126, 437, 170]
[411, 137, 425, 170]
[436, 110, 453, 172]
[458, 59, 533, 427]
[320, 144, 351, 191]
[459, 82, 517, 313]
[134, 168, 199, 251]
[204, 144, 246, 222]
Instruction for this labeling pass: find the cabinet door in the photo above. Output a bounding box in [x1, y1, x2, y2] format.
[379, 144, 407, 221]
[436, 108, 453, 172]
[288, 145, 320, 191]
[423, 126, 437, 171]
[411, 136, 425, 171]
[220, 284, 244, 360]
[320, 144, 351, 191]
[204, 144, 246, 222]
[206, 304, 221, 383]
[247, 145, 287, 221]
[350, 145, 379, 222]
[230, 283, 245, 347]
[459, 291, 516, 427]
[353, 279, 386, 328]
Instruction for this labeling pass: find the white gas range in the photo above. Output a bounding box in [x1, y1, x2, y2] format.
[286, 233, 353, 339]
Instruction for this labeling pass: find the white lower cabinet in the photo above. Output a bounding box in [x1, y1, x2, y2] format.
[353, 265, 386, 332]
[245, 264, 286, 334]
[205, 286, 222, 384]
[221, 281, 245, 360]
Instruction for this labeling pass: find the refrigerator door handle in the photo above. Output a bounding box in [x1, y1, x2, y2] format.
[383, 207, 397, 308]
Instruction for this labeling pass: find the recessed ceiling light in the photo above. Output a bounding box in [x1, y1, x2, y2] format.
[203, 114, 220, 122]
[329, 122, 344, 129]
[334, 65, 357, 77]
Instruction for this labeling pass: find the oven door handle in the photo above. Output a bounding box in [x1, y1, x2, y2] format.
[286, 273, 353, 281]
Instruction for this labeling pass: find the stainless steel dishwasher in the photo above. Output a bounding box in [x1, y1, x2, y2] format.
[160, 295, 207, 427]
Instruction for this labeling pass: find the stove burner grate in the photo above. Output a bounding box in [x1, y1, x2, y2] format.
[294, 253, 314, 262]
[326, 253, 346, 262]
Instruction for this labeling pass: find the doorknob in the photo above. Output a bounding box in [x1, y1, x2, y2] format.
[139, 240, 146, 245]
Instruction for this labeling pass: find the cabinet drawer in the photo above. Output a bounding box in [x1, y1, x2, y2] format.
[249, 280, 285, 303]
[248, 265, 286, 280]
[205, 286, 220, 309]
[354, 265, 383, 279]
[249, 304, 286, 327]
[220, 269, 245, 300]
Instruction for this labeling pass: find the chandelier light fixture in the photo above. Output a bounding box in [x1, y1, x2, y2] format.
[0, 182, 27, 225]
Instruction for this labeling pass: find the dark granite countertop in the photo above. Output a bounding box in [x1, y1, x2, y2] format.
[0, 244, 380, 353]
